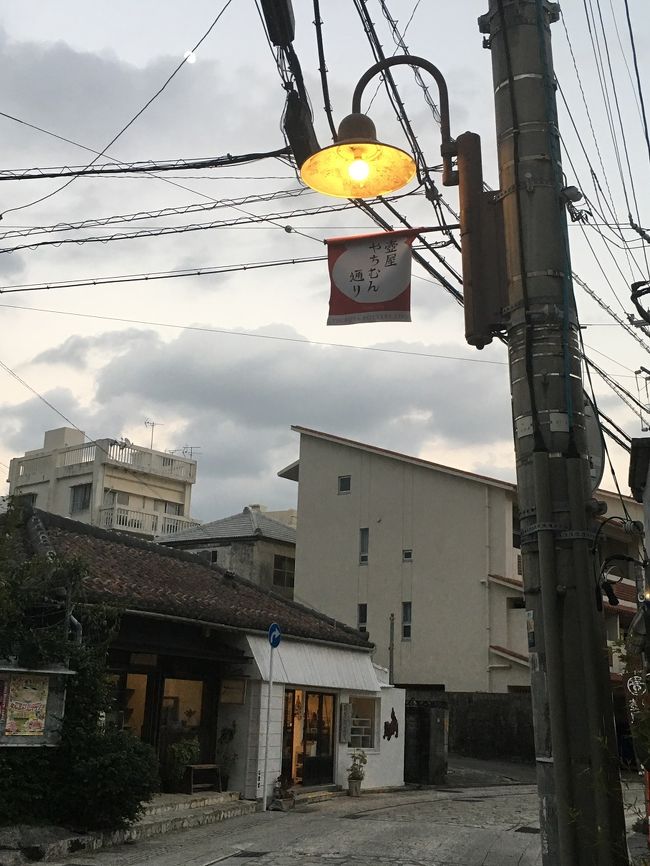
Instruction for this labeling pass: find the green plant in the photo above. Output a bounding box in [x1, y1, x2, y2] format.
[164, 736, 200, 789]
[0, 503, 159, 830]
[216, 721, 238, 776]
[347, 749, 367, 781]
[57, 730, 159, 830]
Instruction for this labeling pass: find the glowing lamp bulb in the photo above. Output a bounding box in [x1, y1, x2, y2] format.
[348, 159, 370, 182]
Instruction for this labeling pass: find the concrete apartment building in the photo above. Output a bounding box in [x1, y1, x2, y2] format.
[279, 427, 641, 702]
[7, 427, 199, 538]
[158, 504, 297, 598]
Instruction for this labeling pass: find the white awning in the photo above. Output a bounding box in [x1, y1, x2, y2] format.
[246, 635, 381, 692]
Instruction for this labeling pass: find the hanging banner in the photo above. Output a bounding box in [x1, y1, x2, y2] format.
[325, 228, 420, 325]
[5, 674, 49, 736]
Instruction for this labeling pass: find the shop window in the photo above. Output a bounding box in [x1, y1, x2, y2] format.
[338, 475, 351, 494]
[70, 483, 92, 513]
[402, 601, 412, 640]
[273, 555, 295, 588]
[357, 603, 367, 633]
[348, 696, 376, 749]
[161, 678, 203, 731]
[359, 528, 369, 564]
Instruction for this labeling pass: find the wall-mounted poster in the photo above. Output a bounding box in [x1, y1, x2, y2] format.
[5, 674, 49, 736]
[220, 678, 246, 705]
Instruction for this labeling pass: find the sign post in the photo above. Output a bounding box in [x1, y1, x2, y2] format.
[261, 622, 281, 810]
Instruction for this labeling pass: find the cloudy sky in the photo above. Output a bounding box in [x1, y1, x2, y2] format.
[0, 1, 648, 520]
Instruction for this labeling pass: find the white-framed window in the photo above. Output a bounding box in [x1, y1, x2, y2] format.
[338, 475, 351, 494]
[273, 554, 295, 588]
[348, 696, 377, 748]
[402, 549, 413, 562]
[359, 528, 369, 564]
[357, 603, 367, 633]
[402, 601, 412, 640]
[70, 483, 92, 513]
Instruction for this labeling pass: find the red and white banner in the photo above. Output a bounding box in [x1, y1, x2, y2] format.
[325, 228, 419, 326]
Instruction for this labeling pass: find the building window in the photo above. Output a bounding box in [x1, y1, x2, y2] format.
[70, 483, 92, 513]
[273, 554, 295, 588]
[517, 553, 523, 576]
[338, 475, 351, 494]
[15, 491, 37, 507]
[210, 550, 219, 564]
[165, 502, 183, 516]
[402, 601, 412, 640]
[359, 528, 369, 564]
[507, 596, 526, 610]
[348, 696, 376, 748]
[402, 549, 413, 562]
[116, 491, 129, 506]
[357, 603, 367, 633]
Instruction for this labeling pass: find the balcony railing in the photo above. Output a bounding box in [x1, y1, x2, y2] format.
[99, 505, 200, 537]
[103, 441, 196, 481]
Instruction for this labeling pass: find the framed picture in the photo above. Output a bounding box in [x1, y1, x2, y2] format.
[220, 678, 247, 705]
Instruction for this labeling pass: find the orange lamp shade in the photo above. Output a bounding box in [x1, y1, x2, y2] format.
[299, 113, 416, 199]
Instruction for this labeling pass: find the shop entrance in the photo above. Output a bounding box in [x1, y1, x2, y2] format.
[281, 689, 334, 786]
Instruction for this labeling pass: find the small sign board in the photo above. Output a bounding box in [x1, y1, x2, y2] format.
[268, 623, 282, 649]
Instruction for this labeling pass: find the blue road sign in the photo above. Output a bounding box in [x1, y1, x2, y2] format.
[268, 622, 282, 648]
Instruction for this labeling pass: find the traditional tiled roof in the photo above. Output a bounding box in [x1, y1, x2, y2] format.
[26, 510, 369, 650]
[156, 507, 295, 546]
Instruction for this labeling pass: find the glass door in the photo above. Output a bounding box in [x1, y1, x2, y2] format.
[302, 692, 334, 786]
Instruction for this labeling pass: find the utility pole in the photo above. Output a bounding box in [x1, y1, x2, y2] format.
[479, 2, 628, 863]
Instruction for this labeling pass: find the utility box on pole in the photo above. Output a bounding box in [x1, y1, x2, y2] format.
[477, 1, 628, 863]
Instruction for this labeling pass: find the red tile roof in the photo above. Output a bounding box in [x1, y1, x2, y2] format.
[31, 511, 370, 650]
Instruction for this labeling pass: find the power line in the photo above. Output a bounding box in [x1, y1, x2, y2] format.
[0, 186, 313, 241]
[0, 254, 328, 294]
[623, 0, 650, 172]
[1, 0, 235, 218]
[0, 196, 418, 255]
[0, 301, 508, 366]
[0, 149, 292, 182]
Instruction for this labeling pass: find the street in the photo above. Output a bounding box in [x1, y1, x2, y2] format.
[49, 759, 650, 866]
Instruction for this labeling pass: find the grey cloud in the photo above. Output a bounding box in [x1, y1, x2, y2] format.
[31, 328, 159, 368]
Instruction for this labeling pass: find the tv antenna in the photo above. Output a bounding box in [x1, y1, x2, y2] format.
[144, 418, 164, 450]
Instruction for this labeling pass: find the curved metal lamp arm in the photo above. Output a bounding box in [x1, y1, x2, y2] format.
[351, 55, 457, 186]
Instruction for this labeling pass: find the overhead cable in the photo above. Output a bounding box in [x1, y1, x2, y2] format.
[0, 149, 292, 182]
[1, 0, 235, 218]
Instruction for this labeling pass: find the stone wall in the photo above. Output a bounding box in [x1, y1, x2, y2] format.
[447, 691, 534, 761]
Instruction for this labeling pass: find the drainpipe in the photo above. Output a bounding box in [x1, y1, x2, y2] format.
[484, 488, 492, 691]
[388, 613, 395, 685]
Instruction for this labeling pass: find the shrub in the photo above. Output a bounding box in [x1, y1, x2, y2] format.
[55, 730, 159, 830]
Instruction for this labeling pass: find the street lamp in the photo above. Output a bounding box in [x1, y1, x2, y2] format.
[300, 56, 458, 198]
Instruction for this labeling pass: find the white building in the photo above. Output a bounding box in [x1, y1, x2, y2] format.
[7, 427, 199, 538]
[279, 426, 641, 700]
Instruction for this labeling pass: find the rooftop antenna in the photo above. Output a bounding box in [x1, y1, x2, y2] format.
[144, 418, 164, 451]
[167, 445, 201, 459]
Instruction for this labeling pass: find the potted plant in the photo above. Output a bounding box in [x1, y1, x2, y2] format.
[347, 749, 367, 797]
[163, 736, 200, 792]
[269, 775, 295, 811]
[216, 721, 238, 789]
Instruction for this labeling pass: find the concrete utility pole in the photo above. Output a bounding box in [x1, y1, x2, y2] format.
[479, 2, 628, 863]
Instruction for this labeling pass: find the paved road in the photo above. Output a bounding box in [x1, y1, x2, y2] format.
[52, 756, 650, 866]
[56, 784, 545, 866]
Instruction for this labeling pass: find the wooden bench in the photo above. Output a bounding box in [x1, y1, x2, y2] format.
[185, 763, 222, 794]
